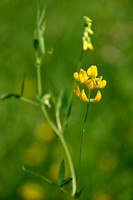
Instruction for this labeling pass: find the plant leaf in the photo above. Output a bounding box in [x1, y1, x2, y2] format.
[20, 73, 26, 96]
[66, 101, 72, 118]
[58, 160, 65, 187]
[60, 177, 72, 187]
[0, 93, 20, 101]
[74, 187, 85, 198]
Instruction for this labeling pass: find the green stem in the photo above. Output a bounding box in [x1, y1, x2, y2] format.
[41, 104, 76, 196]
[41, 104, 59, 136]
[35, 42, 76, 197]
[59, 135, 76, 196]
[77, 90, 91, 184]
[36, 54, 42, 98]
[22, 165, 71, 196]
[20, 97, 39, 107]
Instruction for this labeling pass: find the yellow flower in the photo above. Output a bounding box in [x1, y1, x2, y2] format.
[80, 89, 88, 102]
[90, 90, 102, 102]
[87, 65, 98, 78]
[96, 76, 107, 89]
[85, 26, 94, 35]
[74, 69, 88, 83]
[86, 78, 97, 89]
[82, 36, 94, 51]
[82, 16, 94, 51]
[73, 65, 106, 103]
[78, 69, 88, 83]
[87, 42, 94, 51]
[83, 16, 92, 24]
[73, 72, 79, 81]
[82, 37, 88, 51]
[74, 85, 80, 97]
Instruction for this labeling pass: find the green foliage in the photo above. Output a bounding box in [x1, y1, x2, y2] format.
[60, 177, 72, 188]
[58, 159, 65, 187]
[74, 187, 85, 199]
[0, 0, 133, 200]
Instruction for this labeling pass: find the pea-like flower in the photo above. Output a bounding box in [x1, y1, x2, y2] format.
[73, 65, 107, 103]
[82, 16, 94, 51]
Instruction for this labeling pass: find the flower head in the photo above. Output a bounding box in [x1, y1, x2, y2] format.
[73, 65, 106, 103]
[82, 16, 94, 51]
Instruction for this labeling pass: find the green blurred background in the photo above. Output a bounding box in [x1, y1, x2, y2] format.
[0, 0, 133, 199]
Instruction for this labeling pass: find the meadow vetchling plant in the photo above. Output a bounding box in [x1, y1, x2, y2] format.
[0, 6, 107, 199]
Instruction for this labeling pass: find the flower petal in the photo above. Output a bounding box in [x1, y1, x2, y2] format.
[73, 72, 79, 81]
[90, 90, 102, 102]
[87, 65, 98, 78]
[78, 69, 88, 83]
[80, 89, 88, 102]
[97, 80, 107, 89]
[74, 85, 80, 97]
[86, 78, 97, 89]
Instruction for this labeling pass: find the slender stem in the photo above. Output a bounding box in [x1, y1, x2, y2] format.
[41, 104, 76, 196]
[76, 90, 91, 184]
[56, 112, 62, 133]
[36, 53, 42, 98]
[59, 135, 76, 196]
[41, 104, 59, 136]
[22, 165, 53, 184]
[20, 97, 39, 107]
[22, 165, 71, 196]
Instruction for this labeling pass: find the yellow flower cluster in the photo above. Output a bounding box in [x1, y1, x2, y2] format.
[73, 65, 107, 102]
[82, 16, 94, 51]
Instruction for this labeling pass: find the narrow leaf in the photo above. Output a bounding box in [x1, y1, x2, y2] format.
[58, 160, 65, 187]
[61, 93, 68, 116]
[20, 73, 26, 96]
[60, 177, 72, 187]
[67, 101, 72, 118]
[74, 187, 85, 198]
[0, 93, 20, 101]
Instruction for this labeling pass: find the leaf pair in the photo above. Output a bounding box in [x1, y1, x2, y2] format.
[58, 160, 72, 188]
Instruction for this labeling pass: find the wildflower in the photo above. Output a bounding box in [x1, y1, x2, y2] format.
[74, 69, 88, 83]
[82, 16, 94, 51]
[73, 65, 106, 103]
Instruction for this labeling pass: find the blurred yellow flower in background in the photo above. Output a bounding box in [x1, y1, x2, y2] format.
[23, 143, 47, 166]
[18, 182, 44, 200]
[98, 151, 119, 172]
[35, 122, 55, 142]
[93, 191, 113, 200]
[15, 78, 36, 99]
